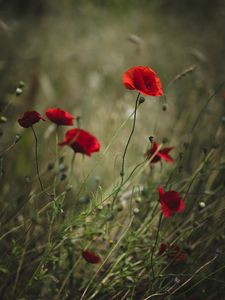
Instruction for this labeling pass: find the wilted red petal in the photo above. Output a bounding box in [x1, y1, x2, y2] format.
[146, 142, 174, 164]
[158, 243, 168, 256]
[158, 146, 174, 163]
[18, 111, 45, 128]
[158, 243, 187, 262]
[59, 128, 100, 156]
[122, 66, 163, 96]
[46, 107, 74, 126]
[82, 250, 101, 264]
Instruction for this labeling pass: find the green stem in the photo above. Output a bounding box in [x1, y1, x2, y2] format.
[31, 126, 45, 192]
[53, 126, 59, 198]
[120, 92, 140, 184]
[70, 152, 76, 178]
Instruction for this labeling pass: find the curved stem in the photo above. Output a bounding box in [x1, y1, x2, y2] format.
[70, 152, 76, 178]
[31, 126, 45, 192]
[111, 93, 140, 207]
[53, 126, 59, 198]
[120, 92, 140, 184]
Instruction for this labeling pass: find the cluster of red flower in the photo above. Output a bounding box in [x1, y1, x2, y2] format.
[18, 107, 100, 156]
[18, 66, 186, 264]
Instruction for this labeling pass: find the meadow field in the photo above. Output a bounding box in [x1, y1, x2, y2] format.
[0, 1, 225, 299]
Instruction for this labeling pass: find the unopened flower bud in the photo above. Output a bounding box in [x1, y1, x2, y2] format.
[162, 103, 167, 111]
[97, 205, 103, 211]
[15, 134, 22, 144]
[138, 97, 145, 105]
[198, 202, 206, 210]
[0, 116, 7, 124]
[135, 196, 142, 204]
[148, 136, 154, 143]
[16, 87, 23, 96]
[133, 207, 140, 215]
[19, 81, 25, 88]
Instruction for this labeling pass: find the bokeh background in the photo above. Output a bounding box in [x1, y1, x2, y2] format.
[1, 0, 225, 185]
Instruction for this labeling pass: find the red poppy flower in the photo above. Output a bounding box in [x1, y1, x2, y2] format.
[158, 186, 185, 218]
[82, 250, 101, 264]
[122, 66, 163, 96]
[45, 108, 74, 126]
[158, 243, 188, 262]
[58, 128, 100, 156]
[145, 141, 174, 164]
[18, 111, 45, 128]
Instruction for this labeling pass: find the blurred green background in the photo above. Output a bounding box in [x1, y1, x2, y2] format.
[0, 0, 225, 194]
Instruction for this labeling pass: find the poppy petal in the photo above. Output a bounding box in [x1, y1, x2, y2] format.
[82, 250, 101, 264]
[122, 66, 163, 96]
[46, 108, 74, 126]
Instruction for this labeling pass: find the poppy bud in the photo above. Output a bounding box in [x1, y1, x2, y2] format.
[138, 97, 145, 105]
[148, 136, 154, 143]
[97, 205, 103, 211]
[133, 207, 140, 215]
[15, 134, 22, 144]
[162, 103, 167, 111]
[19, 81, 25, 88]
[0, 116, 7, 124]
[135, 196, 142, 204]
[16, 87, 23, 96]
[198, 202, 206, 210]
[120, 171, 125, 177]
[117, 205, 123, 212]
